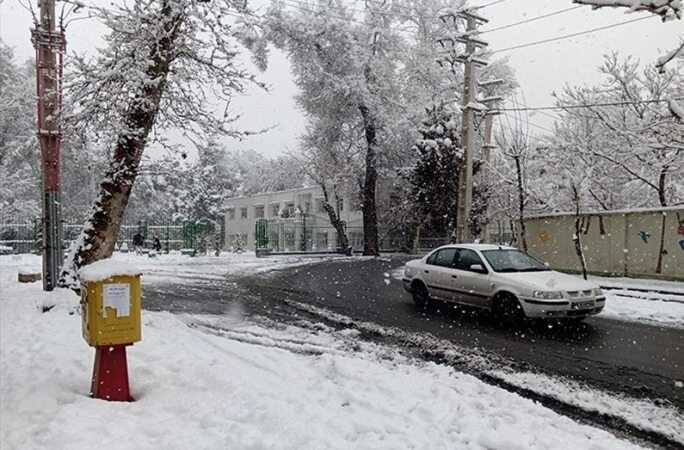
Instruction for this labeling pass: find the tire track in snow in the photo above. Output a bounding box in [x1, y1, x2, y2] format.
[280, 298, 684, 450]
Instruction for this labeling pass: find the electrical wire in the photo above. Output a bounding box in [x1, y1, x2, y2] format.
[492, 15, 655, 54]
[474, 0, 509, 9]
[478, 6, 582, 35]
[277, 0, 428, 20]
[494, 97, 682, 112]
[500, 112, 555, 133]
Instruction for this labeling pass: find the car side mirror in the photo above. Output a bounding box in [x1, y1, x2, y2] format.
[544, 262, 550, 268]
[469, 264, 487, 274]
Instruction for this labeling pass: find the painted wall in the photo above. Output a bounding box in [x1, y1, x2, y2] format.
[524, 207, 684, 280]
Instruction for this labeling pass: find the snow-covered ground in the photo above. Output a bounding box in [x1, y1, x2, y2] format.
[589, 275, 684, 295]
[0, 253, 650, 449]
[489, 371, 684, 446]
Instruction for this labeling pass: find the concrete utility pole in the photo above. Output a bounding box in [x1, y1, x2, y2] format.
[438, 10, 488, 243]
[32, 0, 65, 291]
[478, 78, 503, 243]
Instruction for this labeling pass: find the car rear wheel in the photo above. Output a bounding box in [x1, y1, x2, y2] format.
[412, 283, 430, 307]
[496, 293, 525, 324]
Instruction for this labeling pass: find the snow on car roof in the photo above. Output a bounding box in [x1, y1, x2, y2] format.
[434, 243, 517, 251]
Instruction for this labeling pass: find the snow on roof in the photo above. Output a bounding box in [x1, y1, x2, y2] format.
[78, 258, 141, 282]
[224, 185, 320, 203]
[435, 243, 516, 251]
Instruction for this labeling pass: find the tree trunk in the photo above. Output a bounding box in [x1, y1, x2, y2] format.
[321, 184, 350, 254]
[514, 156, 528, 252]
[59, 4, 181, 289]
[572, 187, 588, 280]
[655, 166, 668, 273]
[359, 104, 379, 256]
[655, 212, 667, 274]
[412, 223, 422, 254]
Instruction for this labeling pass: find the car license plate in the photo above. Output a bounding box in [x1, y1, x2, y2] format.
[572, 300, 595, 309]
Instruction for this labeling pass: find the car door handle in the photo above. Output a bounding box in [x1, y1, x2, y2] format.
[451, 275, 458, 279]
[424, 270, 430, 273]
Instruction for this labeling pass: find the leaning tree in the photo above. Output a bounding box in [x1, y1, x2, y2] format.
[58, 0, 266, 288]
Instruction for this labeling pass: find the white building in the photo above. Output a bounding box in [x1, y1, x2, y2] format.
[224, 186, 363, 251]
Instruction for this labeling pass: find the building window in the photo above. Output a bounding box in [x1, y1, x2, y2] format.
[240, 207, 248, 219]
[304, 202, 311, 213]
[271, 203, 280, 217]
[315, 199, 326, 213]
[255, 205, 265, 218]
[227, 209, 235, 220]
[284, 202, 295, 217]
[338, 199, 344, 212]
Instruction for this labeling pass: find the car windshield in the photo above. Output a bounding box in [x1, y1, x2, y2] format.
[481, 249, 550, 273]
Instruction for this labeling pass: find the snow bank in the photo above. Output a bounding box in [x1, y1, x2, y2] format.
[490, 370, 684, 446]
[78, 258, 142, 282]
[601, 292, 684, 328]
[0, 257, 642, 449]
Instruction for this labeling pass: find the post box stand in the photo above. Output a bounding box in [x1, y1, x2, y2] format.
[78, 261, 142, 402]
[91, 344, 132, 401]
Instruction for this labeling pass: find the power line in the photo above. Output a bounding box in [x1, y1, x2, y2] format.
[474, 0, 509, 9]
[501, 112, 555, 133]
[479, 6, 582, 34]
[279, 0, 432, 21]
[495, 97, 682, 112]
[492, 15, 655, 53]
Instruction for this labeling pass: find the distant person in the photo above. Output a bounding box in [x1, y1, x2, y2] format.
[132, 232, 144, 255]
[214, 234, 221, 257]
[152, 235, 162, 253]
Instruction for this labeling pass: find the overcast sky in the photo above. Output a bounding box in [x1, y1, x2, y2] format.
[1, 0, 681, 158]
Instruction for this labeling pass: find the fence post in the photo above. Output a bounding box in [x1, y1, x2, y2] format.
[33, 218, 43, 254]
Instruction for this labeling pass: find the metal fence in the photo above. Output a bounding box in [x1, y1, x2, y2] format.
[0, 214, 218, 255]
[252, 217, 450, 254]
[0, 215, 39, 254]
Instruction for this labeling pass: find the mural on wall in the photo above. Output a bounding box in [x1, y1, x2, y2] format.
[539, 229, 550, 243]
[638, 230, 651, 243]
[678, 212, 684, 251]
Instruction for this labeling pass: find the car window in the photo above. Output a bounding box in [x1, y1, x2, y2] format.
[430, 248, 457, 268]
[481, 249, 549, 272]
[454, 249, 484, 271]
[426, 252, 437, 265]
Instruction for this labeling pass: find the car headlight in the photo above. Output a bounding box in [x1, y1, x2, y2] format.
[533, 290, 563, 299]
[593, 288, 603, 296]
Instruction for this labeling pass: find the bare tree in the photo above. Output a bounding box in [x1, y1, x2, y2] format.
[494, 100, 535, 252]
[554, 54, 683, 273]
[297, 119, 364, 254]
[574, 0, 683, 118]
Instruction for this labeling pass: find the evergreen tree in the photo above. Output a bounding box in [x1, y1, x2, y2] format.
[407, 103, 462, 237]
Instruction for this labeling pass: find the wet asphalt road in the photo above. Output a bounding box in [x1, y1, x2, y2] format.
[144, 256, 684, 409]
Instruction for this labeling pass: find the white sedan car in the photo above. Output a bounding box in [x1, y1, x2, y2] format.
[402, 244, 605, 321]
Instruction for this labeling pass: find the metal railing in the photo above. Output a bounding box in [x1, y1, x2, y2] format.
[252, 217, 450, 254]
[0, 214, 218, 255]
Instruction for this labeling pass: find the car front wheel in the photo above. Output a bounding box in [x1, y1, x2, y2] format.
[496, 293, 525, 324]
[412, 283, 430, 307]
